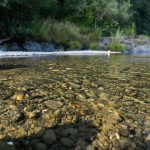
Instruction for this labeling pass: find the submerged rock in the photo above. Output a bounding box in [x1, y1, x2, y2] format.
[0, 141, 16, 150]
[61, 137, 75, 147]
[43, 100, 64, 110]
[42, 129, 56, 145]
[15, 92, 25, 101]
[35, 142, 47, 150]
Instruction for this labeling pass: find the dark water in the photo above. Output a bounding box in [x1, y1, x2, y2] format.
[0, 55, 150, 150]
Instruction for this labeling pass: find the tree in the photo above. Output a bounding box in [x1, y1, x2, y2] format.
[131, 0, 150, 34]
[63, 0, 132, 35]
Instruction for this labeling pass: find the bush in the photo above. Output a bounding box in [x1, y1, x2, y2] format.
[88, 30, 101, 42]
[124, 23, 136, 37]
[108, 29, 128, 51]
[107, 42, 127, 52]
[111, 29, 124, 43]
[89, 42, 99, 50]
[69, 41, 81, 49]
[36, 18, 89, 47]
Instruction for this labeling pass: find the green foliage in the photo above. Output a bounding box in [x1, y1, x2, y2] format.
[88, 29, 101, 42]
[69, 41, 81, 50]
[108, 29, 127, 51]
[89, 42, 100, 50]
[111, 29, 125, 43]
[34, 18, 89, 49]
[123, 23, 136, 36]
[0, 0, 133, 40]
[107, 42, 127, 52]
[66, 0, 132, 35]
[1, 0, 150, 44]
[131, 0, 150, 35]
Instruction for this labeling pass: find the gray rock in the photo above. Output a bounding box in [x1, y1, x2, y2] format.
[42, 42, 57, 52]
[44, 100, 63, 110]
[126, 44, 150, 55]
[29, 139, 40, 148]
[43, 129, 57, 145]
[67, 128, 78, 135]
[0, 43, 23, 51]
[0, 141, 16, 150]
[23, 41, 42, 51]
[23, 41, 57, 52]
[35, 142, 48, 150]
[76, 139, 88, 150]
[0, 45, 7, 51]
[61, 137, 74, 147]
[9, 43, 24, 51]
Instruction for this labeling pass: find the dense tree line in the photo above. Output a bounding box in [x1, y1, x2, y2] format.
[131, 0, 150, 35]
[0, 0, 149, 41]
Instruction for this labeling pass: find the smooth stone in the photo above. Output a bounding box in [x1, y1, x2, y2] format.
[67, 128, 78, 135]
[70, 83, 81, 89]
[76, 94, 86, 101]
[0, 141, 16, 150]
[9, 105, 24, 122]
[27, 110, 40, 119]
[35, 142, 48, 150]
[76, 139, 88, 150]
[44, 100, 63, 110]
[15, 92, 25, 101]
[29, 139, 40, 148]
[86, 145, 95, 150]
[114, 133, 120, 140]
[42, 129, 57, 145]
[61, 137, 74, 147]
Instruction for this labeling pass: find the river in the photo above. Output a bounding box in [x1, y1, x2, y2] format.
[0, 54, 150, 150]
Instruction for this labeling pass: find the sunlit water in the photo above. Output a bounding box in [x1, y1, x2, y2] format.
[0, 55, 150, 149]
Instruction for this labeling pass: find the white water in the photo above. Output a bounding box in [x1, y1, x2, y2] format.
[0, 51, 121, 58]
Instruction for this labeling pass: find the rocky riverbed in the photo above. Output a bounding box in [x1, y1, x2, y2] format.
[0, 55, 150, 150]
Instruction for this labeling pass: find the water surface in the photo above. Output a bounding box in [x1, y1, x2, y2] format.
[0, 55, 150, 150]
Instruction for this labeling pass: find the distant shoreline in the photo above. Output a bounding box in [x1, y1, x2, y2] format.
[0, 50, 121, 58]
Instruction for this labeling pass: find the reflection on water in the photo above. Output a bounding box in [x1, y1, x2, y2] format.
[0, 55, 150, 150]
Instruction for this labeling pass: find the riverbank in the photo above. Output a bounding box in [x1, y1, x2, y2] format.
[0, 36, 150, 53]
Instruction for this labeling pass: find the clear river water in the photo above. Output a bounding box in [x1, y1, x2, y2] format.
[0, 54, 150, 150]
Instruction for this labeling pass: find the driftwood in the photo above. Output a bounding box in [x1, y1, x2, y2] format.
[0, 37, 11, 44]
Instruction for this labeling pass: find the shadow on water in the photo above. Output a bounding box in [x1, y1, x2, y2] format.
[0, 120, 100, 150]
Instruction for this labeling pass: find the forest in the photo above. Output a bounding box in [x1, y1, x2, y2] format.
[0, 0, 150, 50]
